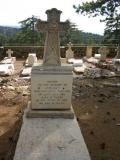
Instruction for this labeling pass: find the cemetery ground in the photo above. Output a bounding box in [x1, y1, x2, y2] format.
[0, 59, 120, 160]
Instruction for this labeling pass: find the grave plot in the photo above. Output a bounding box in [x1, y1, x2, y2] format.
[0, 49, 16, 76]
[14, 8, 90, 160]
[0, 59, 120, 160]
[65, 43, 87, 74]
[83, 46, 99, 64]
[65, 44, 120, 77]
[0, 63, 14, 76]
[20, 53, 38, 77]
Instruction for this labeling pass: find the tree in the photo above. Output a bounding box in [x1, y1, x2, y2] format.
[19, 15, 37, 45]
[60, 20, 102, 45]
[0, 34, 7, 45]
[73, 0, 120, 45]
[13, 16, 45, 46]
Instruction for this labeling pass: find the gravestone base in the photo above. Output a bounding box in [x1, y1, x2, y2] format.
[26, 102, 74, 119]
[27, 64, 74, 118]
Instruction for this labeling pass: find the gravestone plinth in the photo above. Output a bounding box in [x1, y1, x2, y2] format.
[31, 65, 72, 110]
[27, 65, 74, 118]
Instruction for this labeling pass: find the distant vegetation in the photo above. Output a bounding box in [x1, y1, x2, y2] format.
[74, 0, 120, 45]
[0, 17, 103, 46]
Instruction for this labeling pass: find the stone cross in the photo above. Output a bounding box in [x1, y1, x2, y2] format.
[6, 49, 13, 58]
[66, 42, 74, 61]
[36, 8, 69, 66]
[67, 42, 73, 50]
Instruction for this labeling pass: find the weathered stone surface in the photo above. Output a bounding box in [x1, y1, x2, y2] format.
[26, 53, 37, 66]
[84, 57, 99, 64]
[68, 58, 83, 66]
[31, 65, 73, 110]
[27, 8, 72, 118]
[21, 67, 32, 76]
[0, 63, 14, 76]
[36, 8, 69, 66]
[84, 68, 101, 78]
[27, 102, 74, 119]
[1, 57, 15, 64]
[66, 42, 74, 61]
[83, 67, 115, 78]
[6, 49, 13, 58]
[74, 64, 87, 73]
[14, 112, 90, 160]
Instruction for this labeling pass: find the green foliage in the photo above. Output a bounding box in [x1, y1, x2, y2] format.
[8, 16, 45, 46]
[100, 153, 108, 160]
[0, 34, 7, 45]
[60, 20, 103, 45]
[73, 0, 120, 45]
[0, 18, 103, 46]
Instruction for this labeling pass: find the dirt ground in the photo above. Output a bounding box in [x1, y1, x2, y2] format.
[0, 60, 120, 160]
[72, 77, 120, 160]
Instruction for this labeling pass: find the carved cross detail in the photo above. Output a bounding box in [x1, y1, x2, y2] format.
[36, 8, 69, 66]
[6, 49, 13, 58]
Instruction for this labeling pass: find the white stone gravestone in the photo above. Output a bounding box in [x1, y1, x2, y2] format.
[27, 8, 73, 118]
[14, 8, 90, 160]
[66, 42, 74, 62]
[6, 49, 16, 63]
[6, 49, 13, 58]
[26, 53, 37, 66]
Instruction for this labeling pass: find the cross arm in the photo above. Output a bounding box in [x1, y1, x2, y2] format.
[36, 20, 48, 32]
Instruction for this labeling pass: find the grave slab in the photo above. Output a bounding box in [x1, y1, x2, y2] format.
[14, 110, 90, 160]
[67, 58, 83, 66]
[0, 63, 14, 75]
[1, 57, 15, 64]
[20, 67, 32, 76]
[74, 64, 87, 73]
[26, 53, 37, 66]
